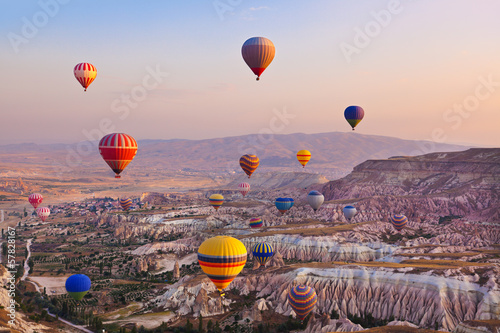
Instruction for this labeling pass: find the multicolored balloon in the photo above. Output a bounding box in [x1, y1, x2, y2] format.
[36, 207, 50, 222]
[288, 285, 317, 321]
[297, 150, 311, 168]
[238, 182, 250, 197]
[252, 242, 274, 266]
[249, 218, 263, 228]
[99, 133, 138, 178]
[344, 106, 364, 130]
[241, 37, 275, 81]
[119, 198, 133, 211]
[343, 205, 357, 222]
[65, 274, 91, 301]
[240, 154, 259, 178]
[74, 63, 97, 91]
[275, 198, 294, 215]
[198, 236, 247, 294]
[28, 193, 43, 209]
[209, 194, 224, 211]
[307, 191, 324, 211]
[390, 214, 408, 231]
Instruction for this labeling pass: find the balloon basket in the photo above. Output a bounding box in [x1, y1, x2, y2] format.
[115, 175, 121, 178]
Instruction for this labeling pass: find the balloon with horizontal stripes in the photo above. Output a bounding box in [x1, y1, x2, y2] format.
[252, 242, 274, 266]
[65, 274, 91, 301]
[343, 205, 357, 221]
[36, 207, 50, 222]
[99, 133, 138, 178]
[238, 182, 250, 197]
[119, 198, 133, 211]
[240, 154, 259, 178]
[390, 214, 408, 231]
[288, 285, 317, 321]
[74, 63, 97, 91]
[344, 106, 364, 130]
[28, 193, 43, 209]
[209, 194, 224, 211]
[249, 217, 263, 228]
[297, 150, 311, 168]
[198, 236, 247, 293]
[241, 37, 275, 81]
[275, 198, 294, 215]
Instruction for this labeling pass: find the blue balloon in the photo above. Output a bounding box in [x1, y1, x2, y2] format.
[275, 198, 294, 215]
[65, 274, 91, 301]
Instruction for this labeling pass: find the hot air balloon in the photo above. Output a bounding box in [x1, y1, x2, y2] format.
[288, 285, 317, 321]
[249, 217, 263, 228]
[390, 214, 408, 231]
[252, 242, 274, 267]
[209, 194, 224, 211]
[74, 63, 97, 91]
[344, 106, 364, 130]
[198, 236, 247, 296]
[36, 207, 50, 222]
[343, 205, 357, 222]
[275, 198, 294, 215]
[28, 193, 43, 209]
[307, 191, 324, 212]
[119, 198, 133, 211]
[240, 154, 259, 178]
[297, 150, 311, 168]
[241, 37, 275, 81]
[65, 274, 91, 301]
[238, 182, 250, 197]
[99, 133, 138, 178]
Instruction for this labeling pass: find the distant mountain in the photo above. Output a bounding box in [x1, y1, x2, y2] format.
[0, 132, 471, 180]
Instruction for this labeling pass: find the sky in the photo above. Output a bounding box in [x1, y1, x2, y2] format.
[0, 0, 499, 147]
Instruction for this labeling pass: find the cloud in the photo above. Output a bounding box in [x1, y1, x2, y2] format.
[249, 6, 269, 11]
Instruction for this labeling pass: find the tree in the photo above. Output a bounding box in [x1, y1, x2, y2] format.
[23, 207, 27, 217]
[198, 313, 204, 333]
[185, 318, 193, 333]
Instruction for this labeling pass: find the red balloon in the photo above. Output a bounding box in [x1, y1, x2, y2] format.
[28, 193, 43, 209]
[99, 133, 138, 178]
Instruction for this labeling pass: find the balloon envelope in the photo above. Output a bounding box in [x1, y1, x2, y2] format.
[288, 285, 317, 321]
[36, 207, 50, 222]
[65, 274, 91, 301]
[344, 106, 364, 130]
[343, 205, 357, 221]
[119, 198, 133, 211]
[74, 63, 97, 91]
[297, 150, 311, 168]
[252, 242, 274, 266]
[198, 236, 247, 292]
[238, 182, 250, 197]
[209, 194, 224, 211]
[390, 214, 408, 231]
[307, 191, 324, 211]
[99, 133, 138, 178]
[28, 193, 43, 209]
[240, 154, 259, 178]
[275, 198, 294, 215]
[241, 37, 275, 80]
[249, 218, 263, 228]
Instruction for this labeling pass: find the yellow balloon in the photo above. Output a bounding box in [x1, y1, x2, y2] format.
[209, 194, 224, 211]
[297, 150, 311, 168]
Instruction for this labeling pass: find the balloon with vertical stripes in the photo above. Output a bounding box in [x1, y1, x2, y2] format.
[252, 242, 274, 266]
[99, 133, 138, 178]
[28, 193, 43, 209]
[344, 105, 364, 130]
[74, 63, 97, 91]
[198, 236, 247, 293]
[288, 285, 317, 321]
[241, 37, 275, 81]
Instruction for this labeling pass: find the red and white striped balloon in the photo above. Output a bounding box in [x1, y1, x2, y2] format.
[99, 133, 138, 178]
[74, 63, 97, 91]
[238, 182, 250, 197]
[28, 193, 43, 209]
[36, 207, 50, 222]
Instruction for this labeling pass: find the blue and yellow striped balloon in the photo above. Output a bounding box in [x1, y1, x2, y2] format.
[249, 218, 263, 228]
[390, 214, 408, 231]
[288, 285, 317, 321]
[275, 198, 294, 215]
[198, 236, 247, 293]
[252, 242, 274, 266]
[65, 274, 91, 301]
[119, 198, 133, 211]
[209, 194, 224, 211]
